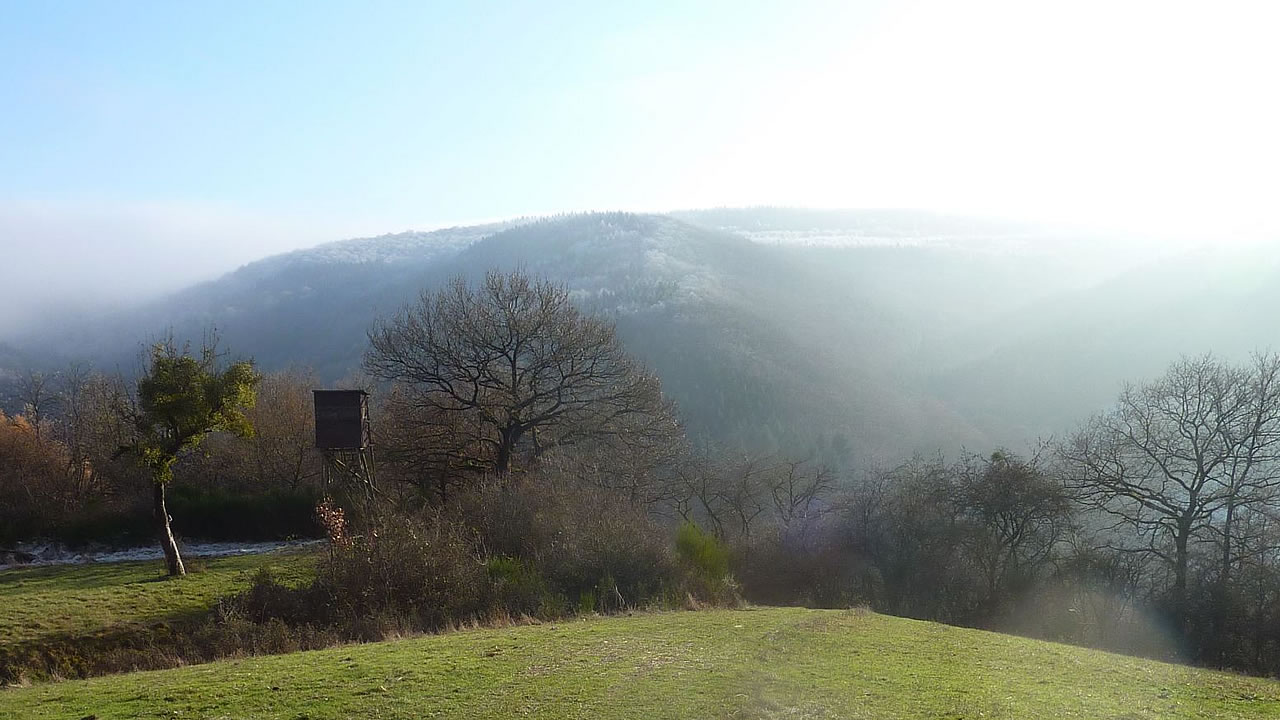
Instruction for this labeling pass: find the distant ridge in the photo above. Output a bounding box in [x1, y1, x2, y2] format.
[6, 209, 1278, 466]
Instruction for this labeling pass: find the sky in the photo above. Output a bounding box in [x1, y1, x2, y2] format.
[2, 0, 1279, 334]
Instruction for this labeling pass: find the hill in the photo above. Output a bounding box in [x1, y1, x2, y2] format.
[7, 209, 1280, 463]
[3, 606, 1277, 719]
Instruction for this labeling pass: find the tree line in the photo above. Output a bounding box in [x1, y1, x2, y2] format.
[0, 360, 325, 552]
[4, 269, 1280, 677]
[362, 270, 1280, 675]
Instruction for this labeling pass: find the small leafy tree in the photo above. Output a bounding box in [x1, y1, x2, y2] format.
[124, 339, 260, 576]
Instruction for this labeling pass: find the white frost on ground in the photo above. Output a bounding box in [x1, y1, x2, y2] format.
[0, 539, 323, 570]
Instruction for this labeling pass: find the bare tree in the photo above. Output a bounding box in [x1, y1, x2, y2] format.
[376, 385, 492, 503]
[244, 368, 321, 491]
[851, 455, 972, 620]
[669, 455, 730, 538]
[1059, 354, 1280, 628]
[954, 450, 1072, 608]
[666, 453, 771, 543]
[0, 410, 68, 535]
[365, 270, 676, 480]
[765, 458, 836, 549]
[721, 456, 769, 545]
[543, 424, 687, 510]
[17, 369, 57, 442]
[50, 363, 103, 505]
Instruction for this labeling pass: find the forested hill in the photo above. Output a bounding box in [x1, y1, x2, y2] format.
[8, 210, 1280, 465]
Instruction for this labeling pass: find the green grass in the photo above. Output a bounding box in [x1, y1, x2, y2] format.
[3, 607, 1278, 719]
[0, 551, 317, 646]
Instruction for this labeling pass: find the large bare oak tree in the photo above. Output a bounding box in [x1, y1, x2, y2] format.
[1059, 353, 1280, 627]
[365, 271, 677, 484]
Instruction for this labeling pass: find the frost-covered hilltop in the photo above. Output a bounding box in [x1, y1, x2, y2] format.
[234, 222, 519, 282]
[295, 223, 517, 265]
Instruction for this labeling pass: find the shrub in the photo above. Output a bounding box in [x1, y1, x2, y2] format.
[463, 478, 681, 612]
[732, 539, 872, 608]
[220, 512, 491, 636]
[317, 514, 491, 630]
[0, 612, 342, 684]
[676, 522, 730, 580]
[676, 522, 739, 606]
[487, 555, 546, 617]
[2, 478, 748, 684]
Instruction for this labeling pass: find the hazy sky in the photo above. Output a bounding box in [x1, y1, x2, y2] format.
[2, 0, 1278, 334]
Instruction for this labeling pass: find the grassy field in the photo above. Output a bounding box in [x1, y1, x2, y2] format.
[3, 606, 1279, 719]
[0, 551, 316, 646]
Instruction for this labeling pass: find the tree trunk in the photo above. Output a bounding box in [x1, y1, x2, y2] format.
[1220, 500, 1235, 586]
[1173, 523, 1189, 632]
[154, 482, 185, 576]
[495, 425, 520, 477]
[1214, 500, 1237, 665]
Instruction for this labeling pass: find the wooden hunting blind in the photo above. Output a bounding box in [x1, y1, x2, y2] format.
[313, 390, 369, 450]
[313, 389, 376, 497]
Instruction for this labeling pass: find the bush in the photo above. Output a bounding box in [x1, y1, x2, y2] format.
[676, 522, 730, 580]
[463, 478, 683, 612]
[0, 611, 342, 684]
[323, 515, 490, 630]
[676, 522, 739, 606]
[54, 503, 155, 547]
[220, 512, 490, 637]
[487, 555, 547, 617]
[732, 540, 871, 608]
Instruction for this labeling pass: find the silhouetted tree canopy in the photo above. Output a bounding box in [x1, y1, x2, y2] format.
[365, 270, 678, 482]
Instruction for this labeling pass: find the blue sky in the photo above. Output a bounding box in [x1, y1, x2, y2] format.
[2, 1, 1278, 331]
[2, 1, 887, 225]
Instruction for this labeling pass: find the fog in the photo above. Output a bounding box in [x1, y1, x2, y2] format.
[3, 0, 1277, 338]
[0, 201, 363, 336]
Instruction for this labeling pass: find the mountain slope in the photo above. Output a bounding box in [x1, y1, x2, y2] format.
[9, 210, 1280, 464]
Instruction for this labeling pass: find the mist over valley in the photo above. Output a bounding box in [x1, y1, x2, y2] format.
[5, 207, 1275, 466]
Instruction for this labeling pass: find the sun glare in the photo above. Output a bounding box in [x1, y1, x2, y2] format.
[675, 0, 1280, 239]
